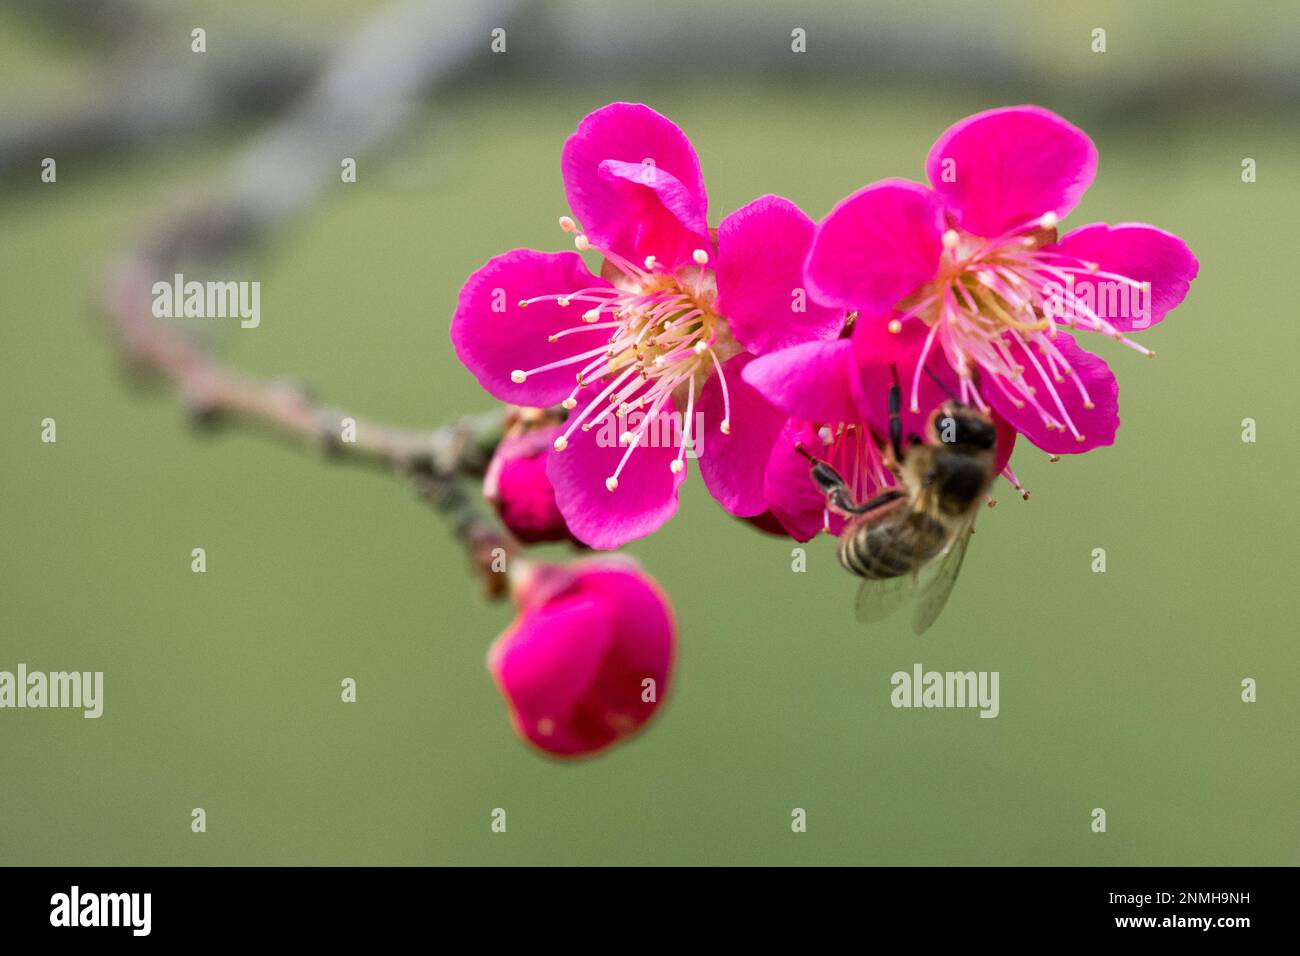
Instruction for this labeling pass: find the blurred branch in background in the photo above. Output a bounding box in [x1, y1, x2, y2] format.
[3, 0, 1299, 180]
[93, 0, 526, 596]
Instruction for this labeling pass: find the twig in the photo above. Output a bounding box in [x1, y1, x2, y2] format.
[96, 0, 528, 597]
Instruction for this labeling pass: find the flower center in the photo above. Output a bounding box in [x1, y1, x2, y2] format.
[510, 218, 739, 490]
[891, 212, 1152, 444]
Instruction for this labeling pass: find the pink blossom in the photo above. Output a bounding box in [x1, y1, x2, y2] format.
[452, 103, 843, 548]
[488, 557, 675, 758]
[804, 106, 1199, 456]
[482, 425, 578, 545]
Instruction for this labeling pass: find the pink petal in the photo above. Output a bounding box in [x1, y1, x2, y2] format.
[927, 105, 1097, 238]
[763, 420, 839, 542]
[849, 316, 951, 442]
[741, 338, 861, 425]
[546, 400, 687, 548]
[1049, 222, 1199, 331]
[561, 103, 710, 270]
[715, 195, 845, 354]
[850, 310, 932, 366]
[696, 353, 789, 517]
[992, 409, 1017, 475]
[805, 179, 944, 314]
[982, 332, 1119, 454]
[450, 249, 610, 406]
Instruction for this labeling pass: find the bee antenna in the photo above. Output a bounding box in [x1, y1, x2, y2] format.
[922, 364, 960, 403]
[793, 442, 817, 463]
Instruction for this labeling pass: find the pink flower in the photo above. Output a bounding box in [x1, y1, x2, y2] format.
[451, 103, 843, 548]
[488, 557, 675, 758]
[804, 106, 1199, 455]
[483, 424, 578, 545]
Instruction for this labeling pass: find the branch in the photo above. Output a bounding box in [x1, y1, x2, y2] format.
[96, 0, 529, 597]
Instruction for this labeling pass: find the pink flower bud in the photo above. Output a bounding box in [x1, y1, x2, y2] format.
[482, 426, 576, 544]
[489, 557, 675, 758]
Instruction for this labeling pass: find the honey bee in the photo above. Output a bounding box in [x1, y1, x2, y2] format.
[798, 368, 998, 635]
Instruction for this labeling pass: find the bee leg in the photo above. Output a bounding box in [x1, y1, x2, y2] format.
[851, 487, 907, 515]
[794, 443, 861, 515]
[888, 364, 904, 464]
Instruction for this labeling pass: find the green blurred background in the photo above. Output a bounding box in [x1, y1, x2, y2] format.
[1, 0, 1297, 866]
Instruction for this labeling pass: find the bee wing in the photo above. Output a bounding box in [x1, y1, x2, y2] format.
[911, 520, 975, 636]
[854, 571, 922, 627]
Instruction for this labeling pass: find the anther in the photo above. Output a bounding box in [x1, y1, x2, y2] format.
[670, 460, 684, 474]
[720, 419, 731, 435]
[510, 370, 526, 383]
[942, 229, 960, 250]
[575, 234, 591, 251]
[888, 319, 903, 334]
[605, 476, 619, 491]
[644, 255, 657, 270]
[553, 436, 568, 451]
[692, 249, 709, 265]
[561, 398, 577, 410]
[1039, 211, 1058, 230]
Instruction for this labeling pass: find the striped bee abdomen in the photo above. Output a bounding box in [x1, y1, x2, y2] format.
[838, 510, 949, 580]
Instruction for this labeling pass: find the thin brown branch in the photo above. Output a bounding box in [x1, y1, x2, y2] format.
[93, 0, 529, 598]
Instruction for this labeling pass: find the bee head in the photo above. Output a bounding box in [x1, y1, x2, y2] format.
[928, 404, 997, 451]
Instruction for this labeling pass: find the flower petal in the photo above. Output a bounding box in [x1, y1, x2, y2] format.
[697, 353, 789, 517]
[927, 105, 1097, 238]
[805, 179, 944, 314]
[1049, 222, 1198, 331]
[992, 408, 1018, 475]
[715, 195, 845, 354]
[849, 316, 951, 442]
[561, 103, 709, 269]
[451, 250, 610, 406]
[741, 338, 860, 425]
[547, 400, 687, 548]
[981, 332, 1119, 454]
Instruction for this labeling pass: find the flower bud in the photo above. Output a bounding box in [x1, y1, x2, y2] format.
[482, 426, 576, 544]
[489, 557, 675, 757]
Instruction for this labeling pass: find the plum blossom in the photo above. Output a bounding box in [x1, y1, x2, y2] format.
[804, 105, 1198, 456]
[451, 103, 843, 548]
